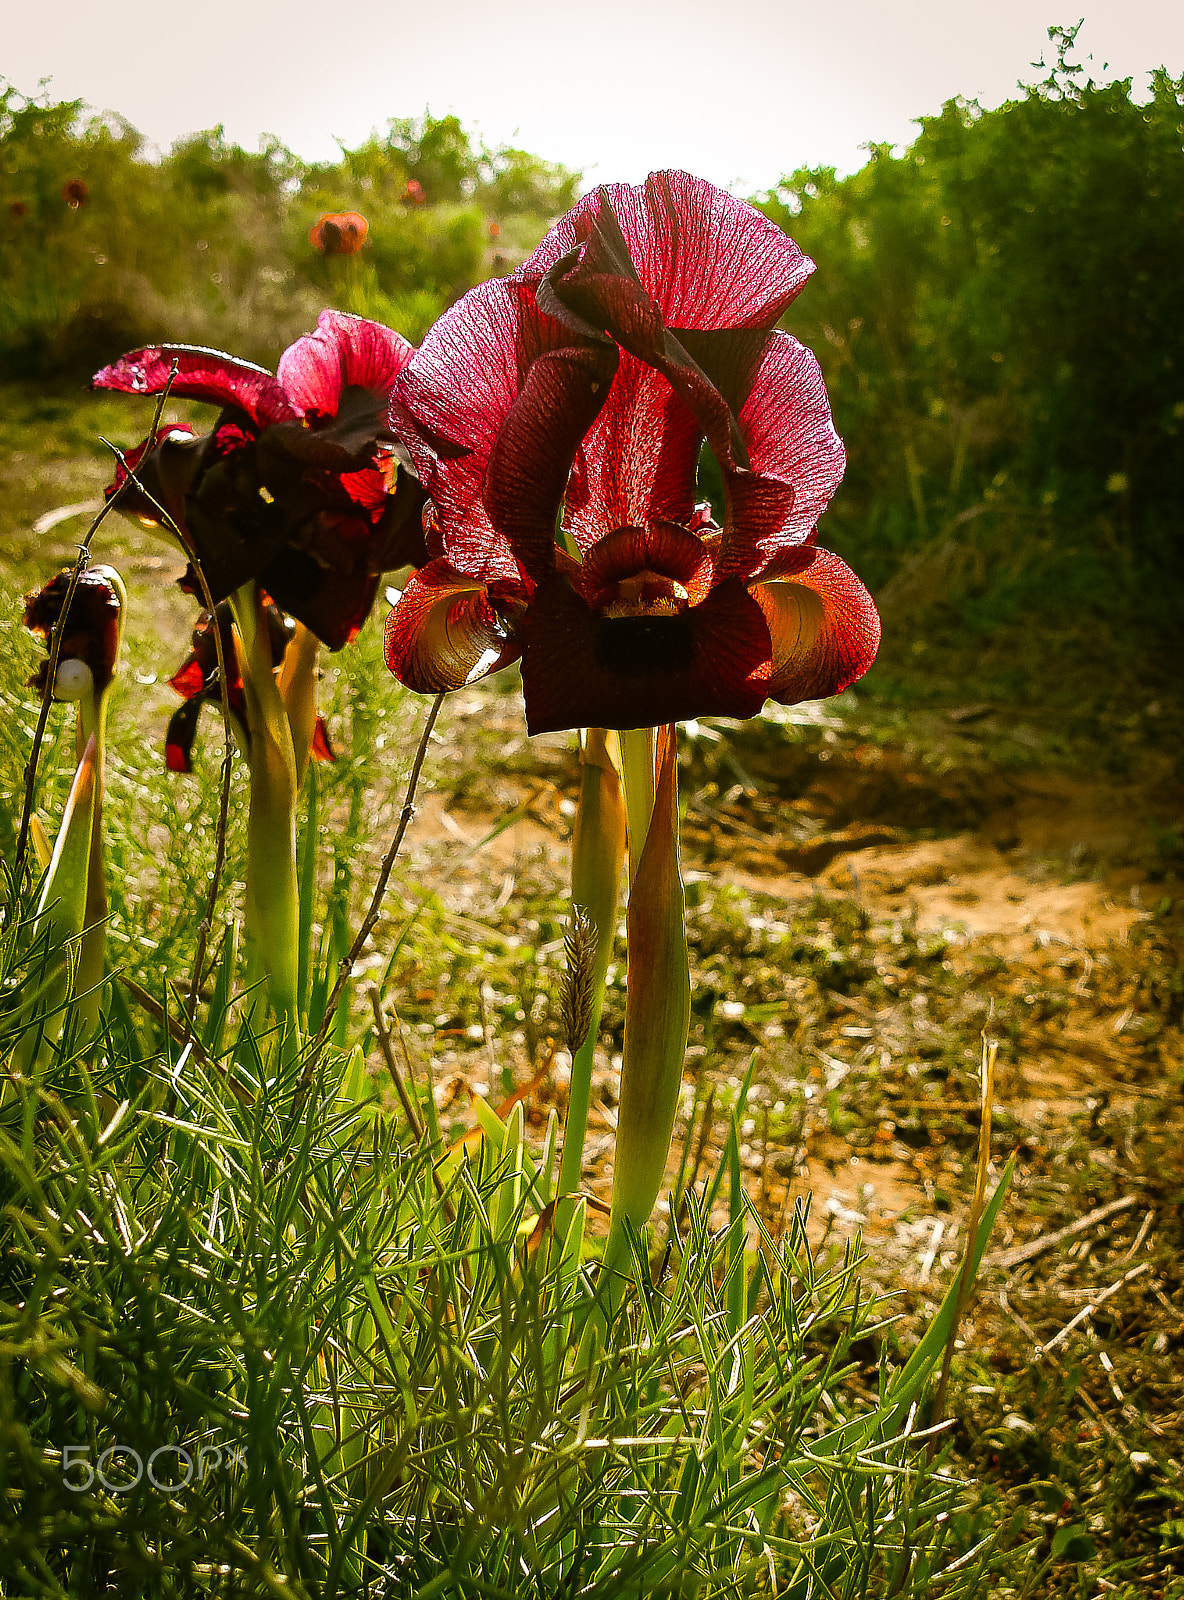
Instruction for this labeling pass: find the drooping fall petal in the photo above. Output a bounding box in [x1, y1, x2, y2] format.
[517, 571, 772, 735]
[752, 546, 881, 705]
[384, 560, 525, 692]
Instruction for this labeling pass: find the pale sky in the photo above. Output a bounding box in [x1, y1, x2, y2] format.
[6, 2, 1182, 192]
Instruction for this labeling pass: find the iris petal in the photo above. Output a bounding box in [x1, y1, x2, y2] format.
[516, 171, 814, 330]
[277, 310, 416, 418]
[752, 548, 880, 704]
[564, 355, 701, 551]
[384, 561, 525, 692]
[93, 345, 295, 426]
[518, 573, 772, 734]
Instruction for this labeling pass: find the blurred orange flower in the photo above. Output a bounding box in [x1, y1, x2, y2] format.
[309, 211, 368, 255]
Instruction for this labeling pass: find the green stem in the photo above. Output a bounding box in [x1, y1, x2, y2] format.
[602, 724, 691, 1305]
[75, 687, 108, 1034]
[617, 726, 657, 866]
[556, 729, 627, 1223]
[230, 582, 301, 1057]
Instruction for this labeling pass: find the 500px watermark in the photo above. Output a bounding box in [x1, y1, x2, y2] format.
[56, 1441, 247, 1493]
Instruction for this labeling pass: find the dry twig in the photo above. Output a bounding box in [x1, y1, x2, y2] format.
[990, 1193, 1139, 1271]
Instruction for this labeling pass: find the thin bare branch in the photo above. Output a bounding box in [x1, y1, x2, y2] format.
[11, 372, 179, 901]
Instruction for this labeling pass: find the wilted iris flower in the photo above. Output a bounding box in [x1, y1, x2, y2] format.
[23, 567, 123, 704]
[95, 310, 427, 649]
[165, 598, 335, 774]
[384, 170, 879, 733]
[309, 211, 368, 255]
[21, 564, 127, 1040]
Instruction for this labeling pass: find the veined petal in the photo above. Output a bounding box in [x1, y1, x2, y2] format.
[518, 574, 772, 734]
[564, 354, 702, 550]
[484, 340, 617, 582]
[517, 171, 813, 329]
[752, 548, 880, 705]
[92, 345, 295, 426]
[725, 333, 846, 576]
[389, 279, 553, 585]
[384, 560, 525, 692]
[578, 522, 714, 609]
[277, 310, 416, 418]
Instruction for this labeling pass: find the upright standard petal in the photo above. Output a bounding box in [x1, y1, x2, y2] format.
[277, 310, 416, 419]
[517, 171, 814, 330]
[391, 279, 611, 585]
[563, 355, 702, 551]
[93, 345, 296, 426]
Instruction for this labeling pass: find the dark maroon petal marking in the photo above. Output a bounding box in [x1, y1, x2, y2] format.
[384, 560, 525, 692]
[277, 310, 415, 417]
[258, 553, 379, 651]
[752, 548, 880, 705]
[518, 573, 772, 734]
[93, 345, 295, 426]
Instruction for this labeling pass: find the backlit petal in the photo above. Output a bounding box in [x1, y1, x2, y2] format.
[392, 278, 613, 584]
[752, 548, 880, 705]
[564, 354, 701, 549]
[517, 171, 813, 329]
[389, 280, 541, 585]
[93, 345, 294, 426]
[384, 560, 525, 692]
[277, 310, 416, 417]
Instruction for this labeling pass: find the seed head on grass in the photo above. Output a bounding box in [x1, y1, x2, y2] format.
[561, 904, 596, 1057]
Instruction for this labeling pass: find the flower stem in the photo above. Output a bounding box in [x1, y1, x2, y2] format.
[74, 686, 108, 1034]
[617, 726, 657, 866]
[230, 582, 301, 1056]
[556, 728, 627, 1222]
[602, 724, 690, 1297]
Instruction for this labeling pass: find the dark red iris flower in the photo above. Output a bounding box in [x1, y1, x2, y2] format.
[384, 170, 879, 734]
[310, 212, 368, 254]
[166, 597, 335, 773]
[94, 310, 428, 649]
